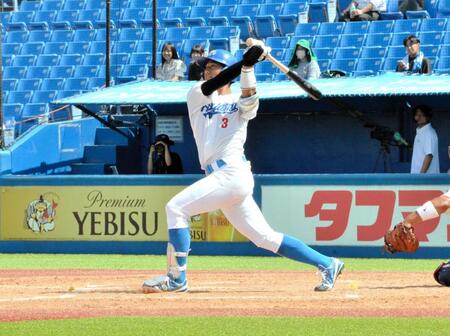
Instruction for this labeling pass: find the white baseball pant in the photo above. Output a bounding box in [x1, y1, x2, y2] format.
[166, 160, 284, 253]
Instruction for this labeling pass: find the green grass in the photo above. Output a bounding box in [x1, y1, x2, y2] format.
[1, 255, 447, 336]
[0, 253, 442, 272]
[1, 317, 449, 336]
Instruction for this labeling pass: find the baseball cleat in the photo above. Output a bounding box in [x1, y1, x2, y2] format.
[314, 258, 344, 292]
[142, 274, 188, 293]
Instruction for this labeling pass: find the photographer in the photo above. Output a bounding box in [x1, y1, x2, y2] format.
[147, 134, 183, 174]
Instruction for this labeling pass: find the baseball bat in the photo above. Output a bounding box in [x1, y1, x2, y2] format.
[246, 38, 323, 101]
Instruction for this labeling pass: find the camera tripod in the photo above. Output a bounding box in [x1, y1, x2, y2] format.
[373, 140, 393, 173]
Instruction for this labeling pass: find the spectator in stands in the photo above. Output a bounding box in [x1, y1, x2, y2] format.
[287, 40, 321, 80]
[156, 42, 186, 81]
[340, 0, 386, 21]
[188, 44, 205, 81]
[411, 105, 440, 174]
[396, 35, 431, 74]
[148, 134, 183, 174]
[399, 0, 424, 14]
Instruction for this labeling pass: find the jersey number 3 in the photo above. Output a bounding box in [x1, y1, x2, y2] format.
[221, 117, 229, 128]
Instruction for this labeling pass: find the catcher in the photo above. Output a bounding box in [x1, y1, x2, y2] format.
[384, 189, 450, 254]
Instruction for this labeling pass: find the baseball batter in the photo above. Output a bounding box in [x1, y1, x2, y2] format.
[143, 45, 344, 293]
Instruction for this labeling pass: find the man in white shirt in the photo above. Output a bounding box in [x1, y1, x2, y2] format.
[340, 0, 387, 21]
[411, 105, 440, 174]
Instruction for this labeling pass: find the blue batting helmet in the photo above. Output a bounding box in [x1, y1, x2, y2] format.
[434, 261, 450, 287]
[197, 49, 237, 69]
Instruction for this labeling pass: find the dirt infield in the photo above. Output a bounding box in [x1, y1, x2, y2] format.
[0, 269, 448, 322]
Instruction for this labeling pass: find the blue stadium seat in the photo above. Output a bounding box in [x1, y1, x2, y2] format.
[444, 32, 450, 44]
[254, 15, 278, 38]
[111, 53, 129, 65]
[7, 91, 33, 104]
[56, 90, 83, 100]
[208, 17, 229, 27]
[8, 11, 35, 29]
[255, 60, 278, 74]
[314, 47, 335, 60]
[66, 41, 90, 54]
[21, 104, 48, 133]
[165, 27, 190, 41]
[368, 20, 394, 34]
[12, 55, 36, 67]
[231, 5, 258, 38]
[98, 65, 124, 79]
[59, 54, 83, 66]
[90, 41, 107, 53]
[319, 22, 345, 35]
[53, 10, 79, 27]
[386, 45, 406, 58]
[119, 28, 143, 41]
[266, 36, 290, 49]
[355, 58, 383, 73]
[95, 28, 119, 41]
[75, 9, 101, 27]
[427, 56, 437, 70]
[136, 40, 161, 53]
[2, 55, 13, 66]
[198, 0, 219, 5]
[317, 59, 330, 71]
[308, 2, 328, 23]
[112, 40, 137, 53]
[278, 2, 308, 35]
[83, 53, 105, 65]
[130, 52, 152, 64]
[30, 10, 57, 30]
[258, 3, 283, 16]
[313, 35, 340, 48]
[142, 7, 168, 27]
[278, 14, 298, 36]
[380, 0, 403, 20]
[50, 30, 74, 42]
[17, 79, 41, 91]
[63, 0, 85, 10]
[294, 23, 320, 36]
[26, 66, 51, 79]
[361, 46, 387, 58]
[3, 104, 23, 120]
[163, 6, 191, 26]
[240, 0, 261, 4]
[73, 29, 96, 42]
[3, 79, 18, 91]
[255, 73, 273, 82]
[63, 78, 89, 91]
[28, 30, 51, 42]
[6, 30, 29, 43]
[234, 4, 259, 20]
[213, 25, 239, 38]
[32, 90, 58, 103]
[208, 38, 230, 51]
[96, 8, 123, 28]
[187, 6, 213, 26]
[335, 47, 360, 59]
[436, 56, 450, 69]
[21, 42, 45, 55]
[393, 19, 420, 33]
[87, 77, 106, 90]
[365, 33, 393, 46]
[219, 0, 239, 5]
[142, 28, 167, 41]
[175, 0, 197, 6]
[270, 48, 285, 59]
[42, 42, 67, 55]
[383, 57, 400, 71]
[129, 0, 151, 8]
[421, 44, 440, 57]
[50, 66, 75, 78]
[117, 64, 149, 82]
[4, 66, 27, 79]
[119, 8, 146, 28]
[343, 21, 369, 35]
[330, 59, 357, 74]
[420, 18, 447, 31]
[111, 0, 130, 8]
[158, 0, 175, 6]
[41, 78, 65, 91]
[86, 0, 106, 10]
[42, 0, 64, 11]
[337, 0, 352, 14]
[418, 31, 443, 45]
[74, 65, 99, 78]
[20, 1, 42, 11]
[2, 43, 21, 55]
[439, 45, 450, 57]
[339, 34, 365, 47]
[189, 26, 213, 39]
[437, 0, 450, 18]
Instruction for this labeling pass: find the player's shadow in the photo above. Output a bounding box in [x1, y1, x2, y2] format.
[367, 284, 440, 290]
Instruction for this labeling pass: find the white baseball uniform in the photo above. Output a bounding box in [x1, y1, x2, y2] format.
[165, 82, 283, 252]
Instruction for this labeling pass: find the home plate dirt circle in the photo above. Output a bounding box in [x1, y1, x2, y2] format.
[0, 269, 448, 322]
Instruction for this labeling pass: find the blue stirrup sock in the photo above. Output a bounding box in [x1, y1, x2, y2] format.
[277, 234, 332, 268]
[168, 228, 190, 283]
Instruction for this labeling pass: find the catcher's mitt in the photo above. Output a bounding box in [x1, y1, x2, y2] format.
[433, 261, 450, 287]
[384, 222, 419, 253]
